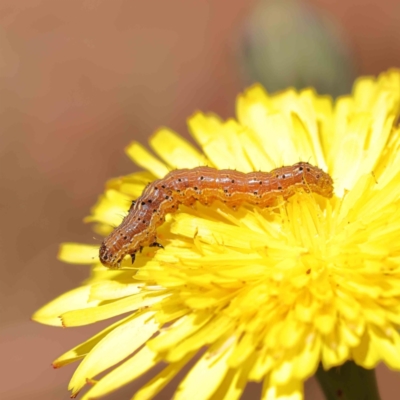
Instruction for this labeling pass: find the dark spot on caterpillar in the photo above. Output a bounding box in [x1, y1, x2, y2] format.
[141, 201, 146, 206]
[99, 162, 334, 268]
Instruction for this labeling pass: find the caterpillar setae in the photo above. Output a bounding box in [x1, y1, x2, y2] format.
[99, 162, 333, 268]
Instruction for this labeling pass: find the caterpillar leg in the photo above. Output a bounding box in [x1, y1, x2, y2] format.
[130, 243, 164, 265]
[149, 242, 164, 249]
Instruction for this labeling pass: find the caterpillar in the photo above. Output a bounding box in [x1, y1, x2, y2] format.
[99, 162, 333, 268]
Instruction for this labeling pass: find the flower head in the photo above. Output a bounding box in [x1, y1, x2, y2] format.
[33, 70, 400, 400]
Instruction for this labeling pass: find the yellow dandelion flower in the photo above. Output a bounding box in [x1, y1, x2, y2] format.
[33, 70, 400, 400]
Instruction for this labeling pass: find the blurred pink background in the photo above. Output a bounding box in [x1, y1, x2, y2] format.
[1, 1, 399, 399]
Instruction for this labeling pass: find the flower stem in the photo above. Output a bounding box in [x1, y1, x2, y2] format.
[315, 361, 380, 400]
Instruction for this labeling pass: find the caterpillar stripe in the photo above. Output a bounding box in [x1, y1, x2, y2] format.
[99, 162, 333, 268]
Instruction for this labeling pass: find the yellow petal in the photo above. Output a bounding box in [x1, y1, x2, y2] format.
[166, 314, 234, 363]
[60, 292, 168, 327]
[228, 333, 259, 369]
[351, 328, 380, 369]
[32, 286, 98, 326]
[148, 312, 213, 353]
[238, 128, 275, 171]
[236, 84, 273, 128]
[321, 327, 350, 369]
[174, 339, 234, 400]
[132, 351, 196, 400]
[84, 189, 131, 227]
[106, 171, 154, 198]
[82, 345, 159, 399]
[368, 325, 400, 369]
[53, 315, 132, 368]
[89, 281, 142, 301]
[188, 111, 223, 147]
[58, 243, 98, 265]
[189, 113, 250, 170]
[149, 128, 209, 168]
[262, 375, 303, 400]
[292, 332, 321, 380]
[171, 212, 270, 249]
[125, 141, 169, 178]
[69, 311, 158, 396]
[209, 354, 256, 400]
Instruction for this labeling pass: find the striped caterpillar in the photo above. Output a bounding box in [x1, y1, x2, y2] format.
[99, 162, 333, 268]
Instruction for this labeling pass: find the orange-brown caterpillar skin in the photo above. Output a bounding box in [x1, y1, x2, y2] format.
[99, 162, 333, 268]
